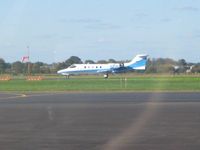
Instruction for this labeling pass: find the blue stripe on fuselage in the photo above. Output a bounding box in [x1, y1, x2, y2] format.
[63, 69, 110, 74]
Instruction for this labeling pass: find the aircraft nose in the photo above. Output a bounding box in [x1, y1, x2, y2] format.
[57, 70, 63, 74]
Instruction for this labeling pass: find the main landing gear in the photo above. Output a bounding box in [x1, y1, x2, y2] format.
[65, 75, 70, 79]
[104, 74, 109, 79]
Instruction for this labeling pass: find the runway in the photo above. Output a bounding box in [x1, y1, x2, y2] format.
[0, 92, 200, 150]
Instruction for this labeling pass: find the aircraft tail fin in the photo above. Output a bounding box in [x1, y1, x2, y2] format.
[126, 54, 148, 70]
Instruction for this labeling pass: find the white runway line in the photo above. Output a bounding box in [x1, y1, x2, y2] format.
[0, 93, 28, 100]
[47, 106, 54, 121]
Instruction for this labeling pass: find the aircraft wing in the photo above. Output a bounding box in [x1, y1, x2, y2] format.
[97, 69, 110, 73]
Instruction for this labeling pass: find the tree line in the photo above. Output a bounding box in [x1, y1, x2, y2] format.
[0, 56, 199, 75]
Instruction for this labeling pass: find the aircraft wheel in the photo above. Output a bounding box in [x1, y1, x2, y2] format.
[104, 74, 108, 78]
[65, 75, 70, 79]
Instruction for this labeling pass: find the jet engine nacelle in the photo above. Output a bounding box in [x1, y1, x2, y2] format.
[111, 63, 124, 69]
[110, 64, 120, 69]
[111, 63, 126, 73]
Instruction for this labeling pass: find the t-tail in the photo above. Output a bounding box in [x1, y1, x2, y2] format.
[125, 54, 148, 70]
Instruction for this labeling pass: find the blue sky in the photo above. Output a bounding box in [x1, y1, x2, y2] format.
[0, 0, 200, 63]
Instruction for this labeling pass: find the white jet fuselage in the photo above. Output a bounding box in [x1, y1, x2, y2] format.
[57, 54, 148, 76]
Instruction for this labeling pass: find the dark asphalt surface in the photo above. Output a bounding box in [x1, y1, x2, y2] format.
[0, 92, 200, 150]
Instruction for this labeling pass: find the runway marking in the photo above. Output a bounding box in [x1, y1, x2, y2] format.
[21, 93, 63, 98]
[0, 93, 28, 100]
[0, 92, 70, 101]
[47, 106, 54, 121]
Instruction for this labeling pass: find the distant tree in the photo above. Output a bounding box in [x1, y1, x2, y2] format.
[178, 59, 187, 66]
[145, 58, 177, 74]
[0, 58, 6, 74]
[157, 64, 174, 73]
[156, 58, 177, 65]
[191, 64, 200, 73]
[84, 60, 95, 64]
[97, 60, 107, 64]
[108, 59, 117, 63]
[55, 62, 67, 71]
[12, 61, 24, 74]
[5, 63, 11, 74]
[65, 56, 83, 67]
[1, 55, 198, 75]
[145, 59, 157, 73]
[40, 66, 51, 74]
[22, 62, 32, 75]
[175, 59, 187, 73]
[32, 62, 44, 74]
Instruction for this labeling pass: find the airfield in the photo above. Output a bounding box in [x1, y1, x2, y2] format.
[0, 75, 200, 91]
[0, 75, 200, 149]
[0, 92, 200, 150]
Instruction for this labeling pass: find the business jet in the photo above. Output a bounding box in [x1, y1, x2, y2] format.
[57, 54, 148, 78]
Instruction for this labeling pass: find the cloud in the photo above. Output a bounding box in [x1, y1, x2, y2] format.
[135, 13, 148, 18]
[134, 25, 151, 30]
[86, 23, 120, 30]
[1, 42, 16, 48]
[61, 36, 72, 40]
[160, 18, 172, 23]
[177, 6, 199, 12]
[59, 18, 101, 24]
[59, 18, 120, 30]
[131, 12, 149, 22]
[34, 33, 58, 39]
[96, 37, 111, 43]
[192, 32, 200, 38]
[177, 30, 200, 40]
[34, 34, 72, 40]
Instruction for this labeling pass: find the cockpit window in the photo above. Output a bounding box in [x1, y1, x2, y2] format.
[69, 65, 76, 68]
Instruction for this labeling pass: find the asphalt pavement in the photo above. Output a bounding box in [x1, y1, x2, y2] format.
[0, 92, 200, 150]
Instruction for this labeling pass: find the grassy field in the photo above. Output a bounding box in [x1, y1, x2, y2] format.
[0, 75, 200, 92]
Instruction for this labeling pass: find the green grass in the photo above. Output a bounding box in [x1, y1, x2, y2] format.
[0, 76, 200, 92]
